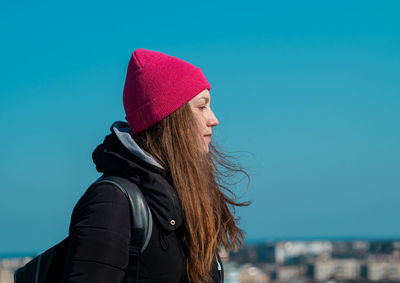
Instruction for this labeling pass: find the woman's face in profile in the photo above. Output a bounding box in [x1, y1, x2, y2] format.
[188, 89, 219, 153]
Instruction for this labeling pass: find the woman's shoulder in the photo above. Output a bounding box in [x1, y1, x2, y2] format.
[69, 180, 131, 232]
[64, 180, 132, 282]
[74, 180, 128, 209]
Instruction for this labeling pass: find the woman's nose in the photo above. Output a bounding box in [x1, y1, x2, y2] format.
[208, 109, 219, 127]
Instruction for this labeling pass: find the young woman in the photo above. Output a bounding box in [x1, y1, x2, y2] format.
[61, 48, 249, 283]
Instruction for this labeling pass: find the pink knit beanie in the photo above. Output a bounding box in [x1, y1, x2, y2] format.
[123, 48, 211, 134]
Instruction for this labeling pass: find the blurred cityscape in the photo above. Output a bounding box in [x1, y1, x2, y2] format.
[1, 240, 400, 283]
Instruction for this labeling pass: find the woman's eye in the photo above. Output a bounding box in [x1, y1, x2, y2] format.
[199, 106, 207, 110]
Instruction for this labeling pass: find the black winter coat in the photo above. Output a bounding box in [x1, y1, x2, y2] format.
[61, 121, 224, 283]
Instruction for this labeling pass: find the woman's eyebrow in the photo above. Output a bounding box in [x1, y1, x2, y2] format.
[199, 97, 210, 103]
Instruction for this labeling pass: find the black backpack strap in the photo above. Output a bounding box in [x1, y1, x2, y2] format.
[93, 175, 153, 283]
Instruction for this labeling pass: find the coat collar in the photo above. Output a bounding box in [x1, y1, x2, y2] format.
[92, 121, 183, 232]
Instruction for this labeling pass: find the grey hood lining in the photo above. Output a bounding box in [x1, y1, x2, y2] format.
[112, 121, 164, 170]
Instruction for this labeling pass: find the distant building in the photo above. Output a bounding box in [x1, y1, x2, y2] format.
[275, 241, 332, 264]
[256, 243, 275, 263]
[0, 257, 31, 283]
[312, 258, 360, 281]
[229, 242, 275, 264]
[222, 261, 241, 283]
[238, 264, 269, 283]
[332, 241, 369, 259]
[219, 246, 229, 261]
[275, 264, 305, 281]
[364, 255, 400, 281]
[369, 241, 394, 254]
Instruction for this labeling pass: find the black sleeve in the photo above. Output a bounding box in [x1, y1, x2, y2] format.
[61, 183, 131, 283]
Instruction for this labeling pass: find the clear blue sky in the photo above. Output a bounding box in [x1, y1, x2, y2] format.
[1, 0, 399, 254]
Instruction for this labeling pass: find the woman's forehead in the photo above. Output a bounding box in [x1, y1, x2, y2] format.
[194, 89, 210, 100]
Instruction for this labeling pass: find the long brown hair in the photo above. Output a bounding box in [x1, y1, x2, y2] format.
[132, 102, 250, 283]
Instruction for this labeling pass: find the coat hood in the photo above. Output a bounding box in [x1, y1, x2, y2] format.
[92, 121, 183, 231]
